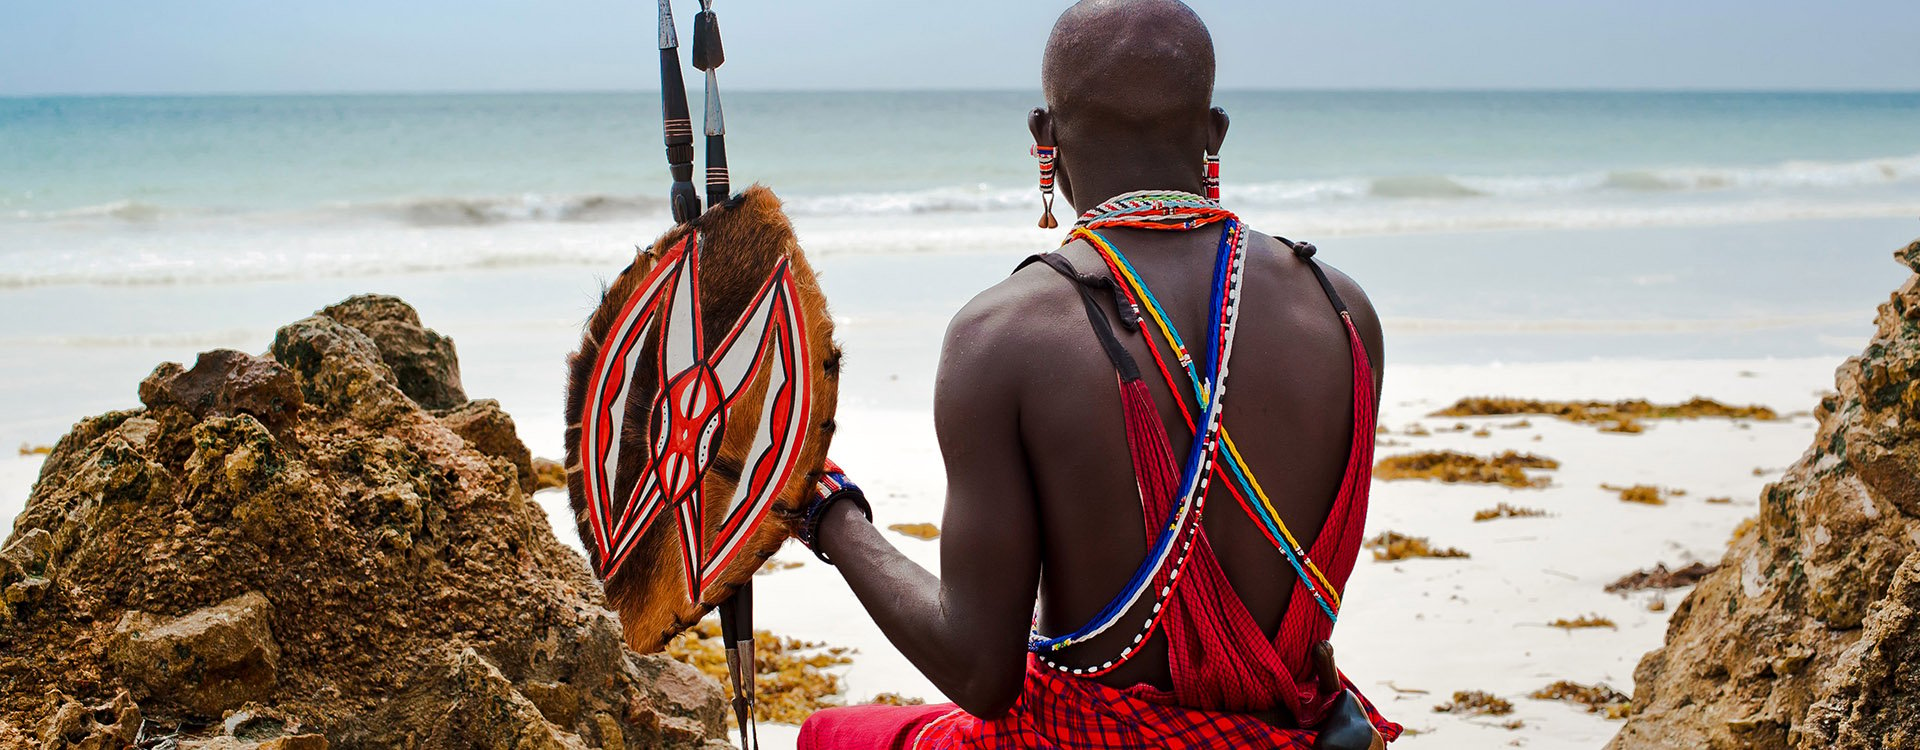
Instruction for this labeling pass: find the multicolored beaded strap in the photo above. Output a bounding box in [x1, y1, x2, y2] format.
[1079, 227, 1343, 624]
[1068, 192, 1343, 622]
[1028, 191, 1248, 677]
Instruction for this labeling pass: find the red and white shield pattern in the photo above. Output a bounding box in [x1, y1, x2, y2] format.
[579, 233, 812, 602]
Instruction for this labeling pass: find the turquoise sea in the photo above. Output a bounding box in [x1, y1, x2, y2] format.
[1, 91, 1917, 424]
[7, 91, 1920, 217]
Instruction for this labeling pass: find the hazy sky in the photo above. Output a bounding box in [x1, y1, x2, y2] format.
[4, 1, 1917, 95]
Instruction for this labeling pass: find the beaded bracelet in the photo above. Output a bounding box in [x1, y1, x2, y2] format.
[798, 466, 871, 565]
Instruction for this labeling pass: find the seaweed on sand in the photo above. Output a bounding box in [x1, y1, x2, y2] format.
[1433, 690, 1514, 716]
[1531, 680, 1633, 719]
[1366, 531, 1470, 561]
[1605, 562, 1718, 593]
[1548, 614, 1618, 630]
[1604, 484, 1682, 505]
[754, 560, 804, 576]
[887, 523, 941, 541]
[1432, 396, 1777, 433]
[1473, 503, 1549, 522]
[865, 693, 925, 707]
[667, 620, 855, 726]
[1374, 451, 1559, 489]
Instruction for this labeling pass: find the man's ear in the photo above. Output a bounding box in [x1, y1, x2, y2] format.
[1207, 106, 1230, 155]
[1029, 107, 1055, 146]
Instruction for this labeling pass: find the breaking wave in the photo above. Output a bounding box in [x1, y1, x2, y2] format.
[372, 194, 664, 226]
[8, 153, 1917, 229]
[10, 200, 170, 223]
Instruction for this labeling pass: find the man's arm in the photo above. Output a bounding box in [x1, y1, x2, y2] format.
[814, 289, 1043, 718]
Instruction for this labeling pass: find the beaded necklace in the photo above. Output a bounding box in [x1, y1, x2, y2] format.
[1026, 191, 1246, 677]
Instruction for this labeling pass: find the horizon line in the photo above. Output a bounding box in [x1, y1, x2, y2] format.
[7, 85, 1920, 100]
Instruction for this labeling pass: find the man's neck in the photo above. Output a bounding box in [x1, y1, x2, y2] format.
[1064, 155, 1209, 215]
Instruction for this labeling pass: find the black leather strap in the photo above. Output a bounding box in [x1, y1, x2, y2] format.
[1017, 254, 1143, 382]
[1276, 235, 1349, 315]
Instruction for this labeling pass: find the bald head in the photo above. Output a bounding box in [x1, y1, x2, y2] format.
[1041, 0, 1216, 137]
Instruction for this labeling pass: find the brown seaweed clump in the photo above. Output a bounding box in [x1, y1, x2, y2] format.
[1601, 418, 1645, 434]
[1433, 396, 1777, 433]
[0, 296, 731, 749]
[1613, 246, 1920, 750]
[1533, 681, 1633, 719]
[1366, 532, 1470, 561]
[1604, 484, 1683, 506]
[1549, 614, 1618, 630]
[887, 523, 942, 541]
[666, 620, 854, 726]
[1473, 503, 1549, 522]
[530, 456, 568, 492]
[865, 693, 927, 707]
[1433, 691, 1514, 717]
[1605, 562, 1719, 593]
[1373, 450, 1559, 489]
[754, 560, 804, 576]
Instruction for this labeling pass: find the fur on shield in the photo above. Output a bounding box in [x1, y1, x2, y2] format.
[565, 186, 840, 653]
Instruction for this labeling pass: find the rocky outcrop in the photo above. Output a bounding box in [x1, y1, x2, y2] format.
[437, 399, 538, 496]
[1610, 240, 1920, 750]
[0, 297, 729, 749]
[319, 294, 467, 410]
[37, 692, 140, 750]
[110, 592, 282, 717]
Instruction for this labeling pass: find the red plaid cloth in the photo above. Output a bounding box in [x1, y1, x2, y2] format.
[911, 658, 1400, 749]
[798, 658, 1402, 750]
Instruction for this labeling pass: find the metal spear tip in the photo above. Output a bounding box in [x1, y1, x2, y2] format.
[657, 0, 680, 49]
[703, 73, 726, 136]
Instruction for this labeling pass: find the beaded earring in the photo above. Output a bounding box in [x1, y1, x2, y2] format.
[1032, 144, 1059, 229]
[1204, 152, 1222, 201]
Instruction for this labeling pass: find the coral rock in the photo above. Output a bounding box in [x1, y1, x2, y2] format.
[110, 592, 281, 717]
[37, 691, 140, 750]
[319, 294, 466, 410]
[1610, 239, 1920, 750]
[270, 314, 415, 425]
[139, 349, 303, 433]
[1, 295, 729, 749]
[437, 399, 537, 496]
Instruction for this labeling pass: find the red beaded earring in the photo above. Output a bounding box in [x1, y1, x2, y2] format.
[1204, 152, 1221, 201]
[1032, 144, 1059, 229]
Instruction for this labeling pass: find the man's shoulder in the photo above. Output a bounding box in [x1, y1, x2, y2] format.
[945, 255, 1084, 350]
[933, 253, 1093, 406]
[1246, 230, 1385, 375]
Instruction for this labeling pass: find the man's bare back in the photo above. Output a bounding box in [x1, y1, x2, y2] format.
[989, 227, 1385, 692]
[816, 226, 1383, 713]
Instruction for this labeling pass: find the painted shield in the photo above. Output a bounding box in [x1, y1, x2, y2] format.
[565, 186, 838, 652]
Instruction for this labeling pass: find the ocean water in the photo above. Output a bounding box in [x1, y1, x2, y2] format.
[4, 91, 1919, 280]
[0, 91, 1916, 382]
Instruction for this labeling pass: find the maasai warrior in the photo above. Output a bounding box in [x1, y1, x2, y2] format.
[790, 2, 1399, 748]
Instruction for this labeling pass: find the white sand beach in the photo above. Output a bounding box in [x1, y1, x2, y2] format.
[729, 357, 1831, 750]
[0, 225, 1869, 747]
